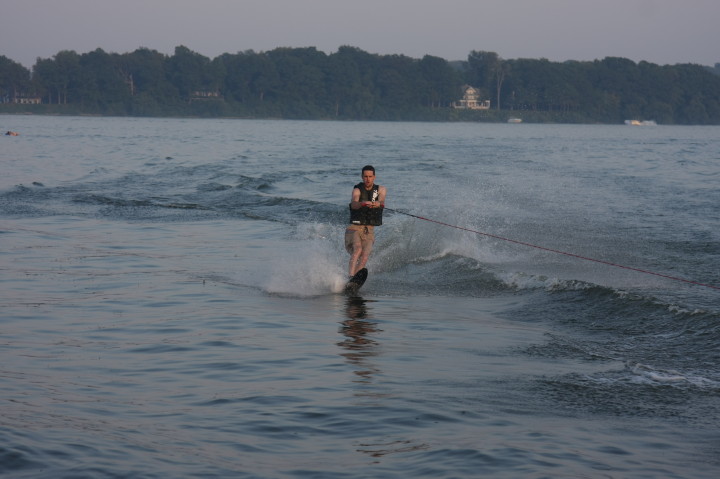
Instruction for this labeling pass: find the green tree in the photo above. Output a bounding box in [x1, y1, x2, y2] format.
[418, 55, 460, 108]
[248, 53, 281, 105]
[374, 54, 422, 117]
[465, 50, 499, 101]
[33, 50, 80, 104]
[0, 55, 32, 102]
[75, 48, 131, 111]
[326, 46, 378, 118]
[216, 51, 253, 105]
[266, 47, 328, 116]
[674, 63, 720, 124]
[119, 48, 178, 114]
[166, 46, 220, 100]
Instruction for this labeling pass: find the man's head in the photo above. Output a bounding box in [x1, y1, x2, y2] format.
[361, 165, 376, 189]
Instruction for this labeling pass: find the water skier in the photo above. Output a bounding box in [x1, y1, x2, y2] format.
[345, 165, 386, 278]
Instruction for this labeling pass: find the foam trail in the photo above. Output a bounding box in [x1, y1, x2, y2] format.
[263, 228, 347, 296]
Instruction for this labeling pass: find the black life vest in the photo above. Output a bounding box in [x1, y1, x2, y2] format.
[349, 183, 383, 226]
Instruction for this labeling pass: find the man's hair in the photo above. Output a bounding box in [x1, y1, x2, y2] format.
[362, 165, 375, 174]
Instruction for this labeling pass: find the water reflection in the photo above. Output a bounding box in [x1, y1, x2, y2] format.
[339, 296, 430, 459]
[338, 296, 382, 382]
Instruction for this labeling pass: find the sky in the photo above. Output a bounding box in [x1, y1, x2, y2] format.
[2, 0, 719, 69]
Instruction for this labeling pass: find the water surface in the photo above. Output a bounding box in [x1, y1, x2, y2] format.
[1, 115, 719, 478]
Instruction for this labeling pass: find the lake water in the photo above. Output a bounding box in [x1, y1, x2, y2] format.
[1, 115, 719, 478]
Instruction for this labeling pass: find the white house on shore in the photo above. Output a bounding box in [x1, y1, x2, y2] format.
[15, 96, 42, 105]
[452, 85, 490, 110]
[1, 94, 42, 104]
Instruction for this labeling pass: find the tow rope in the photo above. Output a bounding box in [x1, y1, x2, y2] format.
[385, 207, 720, 291]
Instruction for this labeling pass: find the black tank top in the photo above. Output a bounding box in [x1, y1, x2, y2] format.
[349, 183, 383, 226]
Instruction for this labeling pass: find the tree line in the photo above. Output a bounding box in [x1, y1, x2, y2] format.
[2, 45, 720, 124]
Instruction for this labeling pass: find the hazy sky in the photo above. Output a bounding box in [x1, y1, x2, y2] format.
[2, 0, 719, 68]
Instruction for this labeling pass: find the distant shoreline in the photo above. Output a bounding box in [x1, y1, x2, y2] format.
[0, 107, 668, 126]
[3, 47, 720, 125]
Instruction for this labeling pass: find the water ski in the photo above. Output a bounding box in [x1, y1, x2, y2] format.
[344, 268, 368, 295]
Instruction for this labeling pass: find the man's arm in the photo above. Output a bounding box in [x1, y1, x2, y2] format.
[376, 186, 386, 206]
[350, 186, 385, 209]
[349, 187, 363, 209]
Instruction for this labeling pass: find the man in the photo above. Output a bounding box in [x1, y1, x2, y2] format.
[345, 165, 387, 277]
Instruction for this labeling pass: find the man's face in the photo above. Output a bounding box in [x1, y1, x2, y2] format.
[362, 170, 375, 189]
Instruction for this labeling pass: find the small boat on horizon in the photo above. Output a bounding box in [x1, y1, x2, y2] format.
[507, 118, 522, 123]
[625, 119, 657, 126]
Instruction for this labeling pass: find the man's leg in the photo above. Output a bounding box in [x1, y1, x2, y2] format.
[345, 229, 362, 276]
[355, 238, 373, 273]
